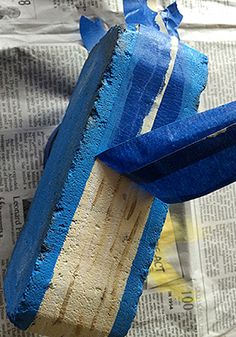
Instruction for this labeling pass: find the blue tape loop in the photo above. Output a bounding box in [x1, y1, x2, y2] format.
[98, 101, 236, 203]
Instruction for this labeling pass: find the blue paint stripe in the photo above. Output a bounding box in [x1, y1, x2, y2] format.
[108, 26, 172, 147]
[152, 43, 185, 128]
[152, 41, 208, 129]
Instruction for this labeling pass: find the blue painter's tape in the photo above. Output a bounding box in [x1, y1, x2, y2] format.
[101, 25, 172, 148]
[80, 16, 107, 52]
[124, 0, 158, 28]
[161, 2, 183, 37]
[152, 41, 208, 129]
[124, 0, 182, 38]
[79, 1, 182, 53]
[99, 101, 236, 203]
[136, 121, 236, 203]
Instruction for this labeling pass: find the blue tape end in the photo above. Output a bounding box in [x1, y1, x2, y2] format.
[124, 0, 159, 29]
[124, 0, 183, 37]
[161, 2, 183, 37]
[80, 16, 107, 52]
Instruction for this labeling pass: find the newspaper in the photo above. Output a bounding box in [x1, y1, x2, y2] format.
[149, 0, 236, 25]
[0, 0, 124, 27]
[0, 1, 236, 337]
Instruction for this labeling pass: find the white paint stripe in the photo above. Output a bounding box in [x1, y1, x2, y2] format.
[140, 36, 179, 134]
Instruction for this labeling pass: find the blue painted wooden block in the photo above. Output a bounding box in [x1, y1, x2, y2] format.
[4, 25, 210, 337]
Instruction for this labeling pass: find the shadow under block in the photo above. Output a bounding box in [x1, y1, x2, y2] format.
[4, 25, 207, 337]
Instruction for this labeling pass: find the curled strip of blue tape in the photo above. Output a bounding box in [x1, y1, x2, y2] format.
[124, 0, 182, 37]
[124, 0, 158, 27]
[98, 101, 236, 203]
[161, 2, 183, 37]
[79, 1, 183, 53]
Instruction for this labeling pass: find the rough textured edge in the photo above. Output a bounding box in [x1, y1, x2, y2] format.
[4, 26, 134, 330]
